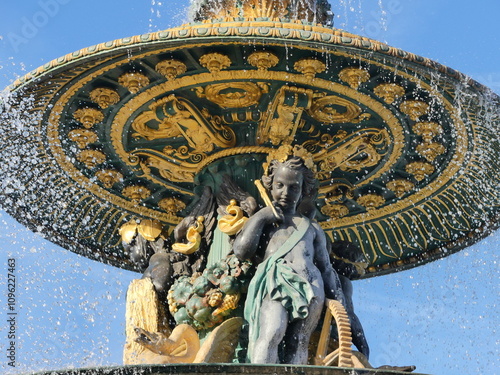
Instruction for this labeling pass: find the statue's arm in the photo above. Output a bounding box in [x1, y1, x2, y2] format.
[313, 223, 347, 307]
[233, 206, 279, 261]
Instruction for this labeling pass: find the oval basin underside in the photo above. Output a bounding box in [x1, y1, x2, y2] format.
[1, 19, 499, 277]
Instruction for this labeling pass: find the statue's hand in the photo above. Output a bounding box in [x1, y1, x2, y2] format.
[257, 205, 284, 224]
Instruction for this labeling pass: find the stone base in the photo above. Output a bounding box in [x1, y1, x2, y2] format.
[30, 364, 430, 375]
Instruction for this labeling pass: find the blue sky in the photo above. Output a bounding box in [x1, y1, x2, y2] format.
[0, 1, 498, 374]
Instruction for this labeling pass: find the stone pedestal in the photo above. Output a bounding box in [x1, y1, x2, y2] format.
[30, 364, 431, 375]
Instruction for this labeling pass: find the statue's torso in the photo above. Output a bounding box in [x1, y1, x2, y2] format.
[263, 216, 325, 293]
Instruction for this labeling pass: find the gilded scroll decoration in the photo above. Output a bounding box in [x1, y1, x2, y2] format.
[338, 67, 370, 89]
[132, 95, 236, 155]
[73, 107, 104, 129]
[68, 129, 98, 149]
[118, 72, 150, 93]
[89, 87, 120, 109]
[218, 199, 248, 235]
[294, 58, 326, 79]
[257, 86, 313, 145]
[247, 51, 279, 71]
[308, 95, 371, 124]
[303, 129, 390, 177]
[131, 151, 197, 183]
[156, 59, 187, 80]
[373, 83, 405, 104]
[323, 183, 354, 203]
[172, 216, 204, 255]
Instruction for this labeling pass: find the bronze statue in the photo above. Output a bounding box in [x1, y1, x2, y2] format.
[233, 155, 347, 364]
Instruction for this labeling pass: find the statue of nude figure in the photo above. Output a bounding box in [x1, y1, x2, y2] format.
[233, 156, 347, 365]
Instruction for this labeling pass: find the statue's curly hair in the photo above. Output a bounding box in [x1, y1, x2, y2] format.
[261, 156, 317, 198]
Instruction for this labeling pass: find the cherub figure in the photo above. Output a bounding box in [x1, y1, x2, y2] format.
[233, 155, 347, 364]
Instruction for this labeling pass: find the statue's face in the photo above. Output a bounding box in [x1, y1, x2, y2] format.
[271, 165, 303, 212]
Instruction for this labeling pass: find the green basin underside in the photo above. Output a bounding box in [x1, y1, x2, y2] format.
[1, 18, 499, 277]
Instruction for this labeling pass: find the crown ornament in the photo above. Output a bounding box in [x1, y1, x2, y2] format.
[263, 144, 317, 176]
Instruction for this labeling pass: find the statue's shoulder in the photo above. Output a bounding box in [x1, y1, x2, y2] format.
[309, 219, 326, 239]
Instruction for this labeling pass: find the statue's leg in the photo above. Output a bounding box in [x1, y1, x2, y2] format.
[283, 296, 323, 365]
[142, 253, 173, 295]
[351, 312, 370, 359]
[251, 296, 288, 364]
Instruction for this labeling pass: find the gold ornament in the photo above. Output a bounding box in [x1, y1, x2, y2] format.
[73, 107, 104, 129]
[208, 290, 224, 307]
[356, 194, 385, 210]
[373, 83, 405, 104]
[257, 86, 312, 145]
[212, 293, 241, 316]
[294, 58, 326, 79]
[324, 183, 354, 203]
[405, 161, 435, 181]
[155, 59, 187, 80]
[131, 95, 235, 154]
[309, 129, 390, 175]
[321, 203, 350, 218]
[416, 142, 446, 162]
[199, 53, 232, 73]
[247, 51, 279, 71]
[158, 197, 186, 215]
[193, 0, 328, 24]
[386, 179, 414, 198]
[218, 199, 248, 235]
[400, 100, 429, 121]
[118, 72, 150, 93]
[118, 220, 138, 244]
[201, 82, 264, 108]
[77, 150, 106, 168]
[68, 129, 98, 148]
[263, 144, 316, 175]
[89, 87, 120, 109]
[338, 67, 370, 89]
[95, 169, 123, 188]
[122, 185, 151, 203]
[137, 219, 164, 241]
[172, 216, 205, 255]
[308, 95, 370, 124]
[413, 121, 443, 143]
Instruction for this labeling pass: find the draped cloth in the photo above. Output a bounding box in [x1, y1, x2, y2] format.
[244, 217, 315, 362]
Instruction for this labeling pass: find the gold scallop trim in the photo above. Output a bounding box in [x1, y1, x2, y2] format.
[9, 19, 489, 95]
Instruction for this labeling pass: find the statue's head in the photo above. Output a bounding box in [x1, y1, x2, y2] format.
[262, 156, 317, 211]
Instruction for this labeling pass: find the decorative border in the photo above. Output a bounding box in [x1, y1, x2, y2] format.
[8, 18, 496, 98]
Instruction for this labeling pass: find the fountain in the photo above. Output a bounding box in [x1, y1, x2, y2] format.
[0, 1, 498, 374]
